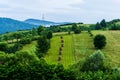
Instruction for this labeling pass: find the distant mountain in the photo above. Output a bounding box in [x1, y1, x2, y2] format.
[0, 18, 37, 34]
[0, 18, 72, 34]
[24, 19, 71, 26]
[24, 19, 58, 26]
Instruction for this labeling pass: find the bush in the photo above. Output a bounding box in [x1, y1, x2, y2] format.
[94, 34, 106, 49]
[15, 51, 38, 63]
[12, 43, 23, 52]
[19, 38, 32, 44]
[81, 50, 105, 71]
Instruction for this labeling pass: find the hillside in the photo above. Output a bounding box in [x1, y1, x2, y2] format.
[0, 18, 37, 34]
[21, 31, 120, 67]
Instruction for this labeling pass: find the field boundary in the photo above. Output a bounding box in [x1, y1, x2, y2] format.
[71, 34, 76, 62]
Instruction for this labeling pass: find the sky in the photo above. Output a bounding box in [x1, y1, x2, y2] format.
[0, 0, 120, 23]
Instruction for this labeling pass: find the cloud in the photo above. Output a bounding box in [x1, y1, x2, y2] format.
[0, 0, 120, 23]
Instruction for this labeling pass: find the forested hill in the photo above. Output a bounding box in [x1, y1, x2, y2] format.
[0, 18, 37, 34]
[24, 19, 57, 26]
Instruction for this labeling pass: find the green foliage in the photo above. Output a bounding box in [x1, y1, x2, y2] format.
[31, 27, 38, 36]
[74, 28, 81, 34]
[81, 50, 105, 71]
[37, 26, 45, 35]
[36, 36, 50, 58]
[0, 51, 76, 80]
[88, 29, 93, 37]
[3, 34, 10, 42]
[54, 64, 76, 80]
[68, 30, 71, 35]
[94, 34, 106, 49]
[94, 19, 107, 30]
[11, 43, 23, 52]
[13, 32, 22, 42]
[0, 43, 8, 52]
[76, 71, 104, 80]
[71, 23, 81, 34]
[89, 24, 96, 30]
[100, 19, 107, 28]
[72, 23, 77, 31]
[47, 31, 53, 39]
[19, 38, 32, 44]
[110, 24, 120, 30]
[95, 22, 102, 30]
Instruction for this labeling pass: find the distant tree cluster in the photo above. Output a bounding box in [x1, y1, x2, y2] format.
[72, 23, 81, 34]
[95, 19, 107, 30]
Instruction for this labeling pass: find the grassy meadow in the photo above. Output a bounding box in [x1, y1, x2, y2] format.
[92, 30, 120, 67]
[45, 34, 74, 67]
[20, 30, 120, 67]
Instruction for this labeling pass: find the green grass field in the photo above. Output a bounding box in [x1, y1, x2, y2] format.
[73, 32, 95, 62]
[92, 30, 120, 67]
[45, 34, 74, 67]
[21, 30, 120, 67]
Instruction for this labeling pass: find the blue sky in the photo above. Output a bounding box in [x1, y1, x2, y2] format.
[0, 0, 120, 23]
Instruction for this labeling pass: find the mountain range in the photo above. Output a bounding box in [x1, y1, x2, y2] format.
[24, 19, 58, 26]
[0, 18, 67, 34]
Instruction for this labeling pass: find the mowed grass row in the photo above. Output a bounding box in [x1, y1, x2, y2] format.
[45, 35, 74, 68]
[92, 30, 120, 67]
[73, 32, 95, 62]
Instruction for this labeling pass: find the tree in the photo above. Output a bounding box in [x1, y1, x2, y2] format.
[31, 27, 37, 36]
[13, 32, 22, 42]
[9, 33, 15, 43]
[47, 31, 53, 39]
[100, 19, 107, 28]
[81, 50, 105, 71]
[3, 34, 9, 43]
[37, 26, 45, 35]
[95, 22, 102, 30]
[94, 34, 106, 49]
[72, 23, 77, 31]
[110, 24, 120, 30]
[36, 36, 50, 58]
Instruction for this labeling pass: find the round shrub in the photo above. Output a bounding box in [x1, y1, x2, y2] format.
[94, 34, 106, 49]
[81, 50, 105, 71]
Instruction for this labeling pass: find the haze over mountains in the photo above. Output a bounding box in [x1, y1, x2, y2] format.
[24, 19, 57, 26]
[0, 17, 68, 34]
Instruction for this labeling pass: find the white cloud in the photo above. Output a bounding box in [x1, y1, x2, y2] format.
[0, 0, 120, 23]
